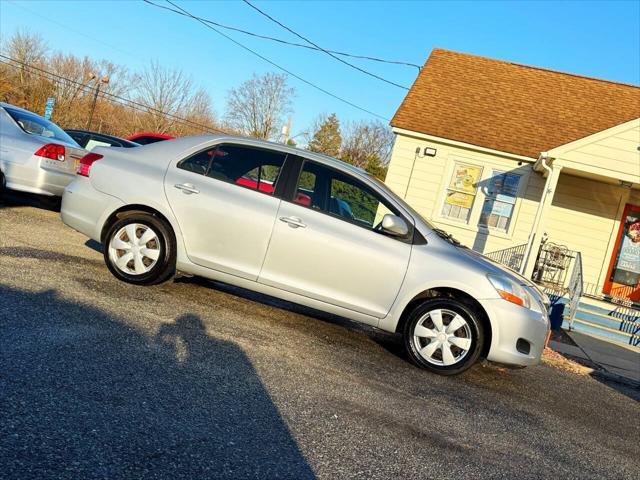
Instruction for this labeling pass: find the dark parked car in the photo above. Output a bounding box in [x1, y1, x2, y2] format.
[65, 129, 140, 150]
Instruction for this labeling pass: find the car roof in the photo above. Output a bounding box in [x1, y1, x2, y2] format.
[65, 128, 141, 147]
[146, 133, 370, 176]
[126, 132, 176, 141]
[0, 102, 39, 115]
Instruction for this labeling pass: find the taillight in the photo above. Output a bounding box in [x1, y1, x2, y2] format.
[77, 152, 103, 177]
[34, 143, 65, 161]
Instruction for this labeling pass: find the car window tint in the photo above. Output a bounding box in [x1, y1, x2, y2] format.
[177, 144, 286, 196]
[67, 132, 89, 148]
[294, 161, 397, 230]
[4, 107, 78, 145]
[206, 145, 285, 195]
[178, 149, 214, 176]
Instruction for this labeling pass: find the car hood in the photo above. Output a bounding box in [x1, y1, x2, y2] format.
[455, 244, 544, 294]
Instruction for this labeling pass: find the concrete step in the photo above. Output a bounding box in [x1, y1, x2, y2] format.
[556, 299, 640, 349]
[562, 317, 639, 349]
[578, 300, 640, 322]
[573, 308, 633, 331]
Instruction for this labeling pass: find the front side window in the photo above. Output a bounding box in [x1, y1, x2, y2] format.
[478, 171, 520, 230]
[441, 162, 482, 223]
[4, 106, 78, 146]
[293, 161, 396, 230]
[178, 144, 286, 195]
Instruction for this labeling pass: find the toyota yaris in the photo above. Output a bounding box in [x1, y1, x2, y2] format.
[61, 134, 549, 375]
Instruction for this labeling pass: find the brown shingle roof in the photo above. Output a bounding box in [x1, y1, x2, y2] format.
[391, 49, 640, 158]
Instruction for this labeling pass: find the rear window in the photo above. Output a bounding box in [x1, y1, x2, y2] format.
[4, 107, 78, 146]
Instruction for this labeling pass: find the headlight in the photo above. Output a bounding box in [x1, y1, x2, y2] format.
[487, 274, 532, 309]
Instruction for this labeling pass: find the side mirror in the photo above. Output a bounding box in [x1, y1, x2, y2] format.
[381, 214, 409, 237]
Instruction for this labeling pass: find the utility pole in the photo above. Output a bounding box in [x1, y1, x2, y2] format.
[86, 73, 109, 130]
[281, 116, 292, 144]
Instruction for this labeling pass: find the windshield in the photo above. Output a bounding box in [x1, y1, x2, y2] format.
[366, 173, 463, 245]
[4, 107, 79, 146]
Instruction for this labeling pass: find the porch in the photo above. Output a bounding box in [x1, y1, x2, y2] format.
[484, 119, 640, 348]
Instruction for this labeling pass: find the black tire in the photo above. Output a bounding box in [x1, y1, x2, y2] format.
[403, 297, 484, 375]
[103, 211, 176, 285]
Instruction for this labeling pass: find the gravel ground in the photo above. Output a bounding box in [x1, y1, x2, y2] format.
[1, 196, 639, 480]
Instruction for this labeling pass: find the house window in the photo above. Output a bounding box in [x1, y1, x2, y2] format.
[478, 171, 520, 230]
[441, 163, 482, 222]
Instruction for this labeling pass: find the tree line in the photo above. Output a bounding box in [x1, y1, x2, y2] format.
[0, 31, 393, 179]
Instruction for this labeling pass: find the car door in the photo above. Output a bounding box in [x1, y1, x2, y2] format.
[164, 143, 289, 281]
[258, 159, 413, 319]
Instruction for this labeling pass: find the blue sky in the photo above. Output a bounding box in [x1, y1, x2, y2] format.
[1, 0, 638, 137]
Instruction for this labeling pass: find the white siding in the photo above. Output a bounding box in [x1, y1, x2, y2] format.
[386, 133, 544, 253]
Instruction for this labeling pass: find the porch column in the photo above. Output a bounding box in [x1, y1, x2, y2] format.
[523, 164, 563, 278]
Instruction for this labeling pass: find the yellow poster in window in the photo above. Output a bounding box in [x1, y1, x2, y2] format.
[449, 164, 482, 194]
[444, 191, 475, 208]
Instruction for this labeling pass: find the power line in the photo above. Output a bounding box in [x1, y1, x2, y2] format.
[7, 0, 138, 62]
[241, 0, 410, 90]
[156, 0, 389, 121]
[142, 0, 421, 70]
[0, 55, 224, 134]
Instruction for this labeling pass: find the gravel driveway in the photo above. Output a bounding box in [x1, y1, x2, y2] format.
[1, 196, 638, 479]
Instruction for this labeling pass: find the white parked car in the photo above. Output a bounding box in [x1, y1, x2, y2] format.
[0, 102, 86, 196]
[61, 135, 549, 375]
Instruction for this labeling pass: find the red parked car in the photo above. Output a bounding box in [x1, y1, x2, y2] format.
[126, 132, 175, 145]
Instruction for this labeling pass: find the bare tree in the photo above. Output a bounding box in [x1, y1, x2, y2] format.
[0, 30, 49, 110]
[131, 61, 217, 135]
[2, 29, 48, 66]
[224, 73, 294, 140]
[0, 32, 219, 137]
[340, 120, 394, 168]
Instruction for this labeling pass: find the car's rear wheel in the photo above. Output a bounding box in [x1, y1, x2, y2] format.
[103, 212, 175, 285]
[403, 297, 484, 375]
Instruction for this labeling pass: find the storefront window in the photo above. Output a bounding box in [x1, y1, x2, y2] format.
[441, 163, 482, 223]
[610, 211, 640, 287]
[478, 171, 520, 231]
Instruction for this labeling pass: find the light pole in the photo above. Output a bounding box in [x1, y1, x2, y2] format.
[86, 73, 109, 130]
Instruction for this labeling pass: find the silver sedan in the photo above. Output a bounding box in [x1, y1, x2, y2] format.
[61, 134, 549, 375]
[0, 102, 86, 197]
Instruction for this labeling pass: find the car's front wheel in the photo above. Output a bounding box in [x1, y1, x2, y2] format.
[403, 297, 484, 375]
[103, 212, 176, 285]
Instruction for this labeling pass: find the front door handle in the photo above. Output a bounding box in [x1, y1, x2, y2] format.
[174, 183, 200, 195]
[279, 216, 306, 228]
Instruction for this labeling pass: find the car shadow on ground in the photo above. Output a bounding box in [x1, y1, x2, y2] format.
[0, 284, 316, 479]
[175, 275, 386, 339]
[0, 190, 61, 211]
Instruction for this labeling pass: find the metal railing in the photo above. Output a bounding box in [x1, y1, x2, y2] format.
[565, 252, 584, 330]
[484, 243, 527, 273]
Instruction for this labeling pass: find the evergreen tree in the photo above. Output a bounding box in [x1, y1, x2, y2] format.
[308, 113, 342, 157]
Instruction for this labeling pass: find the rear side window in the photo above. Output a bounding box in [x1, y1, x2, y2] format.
[86, 134, 121, 150]
[66, 131, 89, 148]
[293, 161, 398, 230]
[4, 107, 78, 146]
[178, 144, 287, 196]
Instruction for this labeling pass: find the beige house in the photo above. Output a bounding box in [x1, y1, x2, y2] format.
[385, 49, 640, 314]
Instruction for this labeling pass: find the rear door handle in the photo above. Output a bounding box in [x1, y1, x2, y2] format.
[174, 183, 200, 194]
[279, 216, 306, 228]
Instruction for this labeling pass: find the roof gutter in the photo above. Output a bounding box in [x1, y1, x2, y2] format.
[520, 152, 554, 275]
